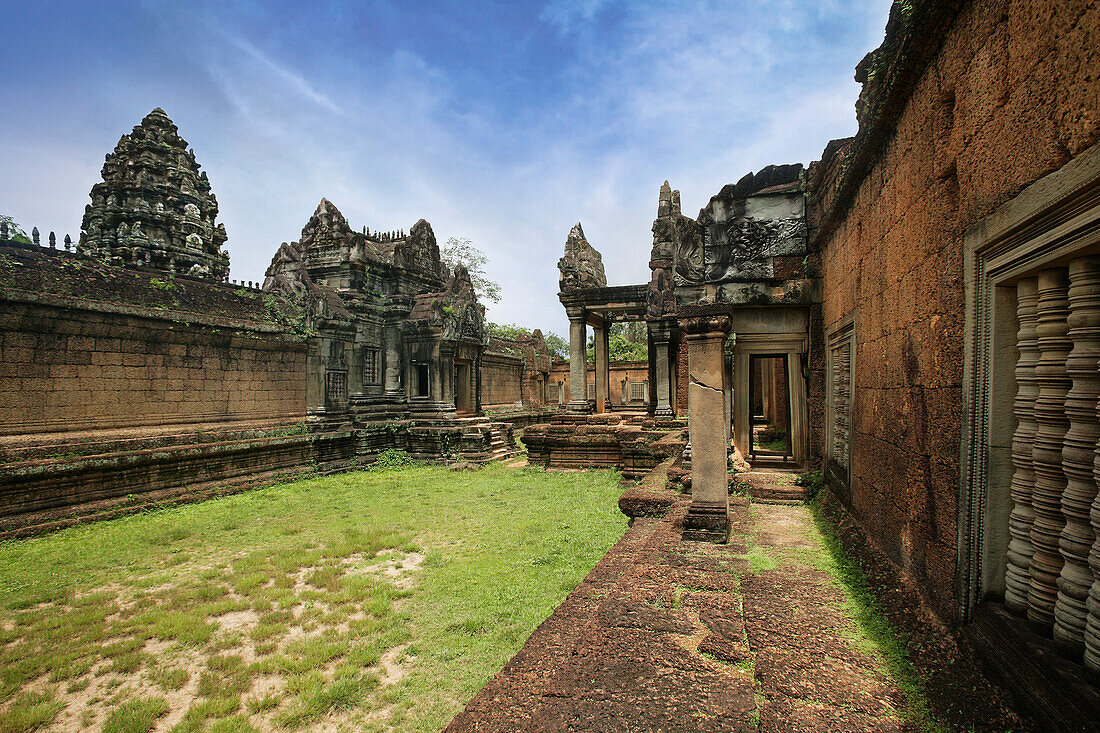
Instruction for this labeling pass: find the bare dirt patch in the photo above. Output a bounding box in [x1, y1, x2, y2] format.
[0, 548, 429, 733]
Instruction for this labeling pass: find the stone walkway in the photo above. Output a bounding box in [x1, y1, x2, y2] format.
[446, 488, 922, 732]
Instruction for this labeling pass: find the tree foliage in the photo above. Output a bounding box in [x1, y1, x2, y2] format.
[586, 321, 648, 362]
[0, 214, 31, 243]
[440, 237, 501, 303]
[542, 332, 569, 360]
[487, 322, 569, 360]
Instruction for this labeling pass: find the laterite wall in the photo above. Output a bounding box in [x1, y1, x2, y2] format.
[812, 0, 1099, 619]
[0, 295, 307, 436]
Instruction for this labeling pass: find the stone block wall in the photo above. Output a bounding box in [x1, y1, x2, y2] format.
[0, 294, 307, 436]
[549, 361, 651, 408]
[481, 350, 524, 408]
[810, 0, 1099, 620]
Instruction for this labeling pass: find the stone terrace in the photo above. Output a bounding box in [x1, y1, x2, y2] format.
[445, 470, 1026, 732]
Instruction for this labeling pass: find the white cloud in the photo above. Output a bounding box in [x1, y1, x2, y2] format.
[0, 0, 893, 340]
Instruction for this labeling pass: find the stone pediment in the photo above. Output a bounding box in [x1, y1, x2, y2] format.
[558, 223, 607, 293]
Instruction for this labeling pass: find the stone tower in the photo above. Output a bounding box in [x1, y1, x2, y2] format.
[78, 108, 229, 280]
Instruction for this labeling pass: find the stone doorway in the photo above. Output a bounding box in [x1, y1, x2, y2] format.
[748, 354, 792, 460]
[454, 360, 473, 416]
[732, 330, 808, 468]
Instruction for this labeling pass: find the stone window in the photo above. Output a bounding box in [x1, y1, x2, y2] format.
[959, 143, 1100, 665]
[825, 319, 854, 490]
[326, 370, 347, 407]
[629, 381, 647, 402]
[587, 383, 595, 400]
[363, 348, 380, 385]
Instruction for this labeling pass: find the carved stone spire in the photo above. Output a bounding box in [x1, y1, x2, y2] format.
[77, 108, 229, 281]
[557, 223, 606, 292]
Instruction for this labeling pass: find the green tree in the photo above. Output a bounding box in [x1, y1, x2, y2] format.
[542, 332, 568, 360]
[487, 322, 569, 360]
[586, 322, 648, 362]
[0, 214, 31, 243]
[440, 237, 501, 303]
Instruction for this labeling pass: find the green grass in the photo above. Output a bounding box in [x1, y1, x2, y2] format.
[0, 690, 64, 733]
[0, 463, 625, 732]
[806, 499, 945, 733]
[102, 696, 168, 733]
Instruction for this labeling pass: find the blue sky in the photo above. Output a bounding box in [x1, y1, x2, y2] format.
[2, 0, 892, 337]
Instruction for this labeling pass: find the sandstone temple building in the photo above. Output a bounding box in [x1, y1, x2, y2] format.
[1, 0, 1098, 727]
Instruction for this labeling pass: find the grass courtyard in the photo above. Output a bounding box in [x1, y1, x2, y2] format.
[0, 463, 627, 732]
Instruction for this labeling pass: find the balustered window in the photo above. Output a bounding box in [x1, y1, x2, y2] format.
[825, 318, 854, 492]
[363, 348, 380, 385]
[960, 148, 1100, 675]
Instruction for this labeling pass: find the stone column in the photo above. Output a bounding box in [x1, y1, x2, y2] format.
[680, 306, 733, 543]
[650, 320, 674, 417]
[1005, 277, 1039, 615]
[594, 321, 609, 414]
[1055, 257, 1100, 654]
[306, 337, 326, 415]
[567, 308, 590, 412]
[383, 324, 402, 397]
[1029, 267, 1072, 630]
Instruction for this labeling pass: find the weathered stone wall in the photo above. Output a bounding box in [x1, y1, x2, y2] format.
[549, 361, 651, 407]
[811, 0, 1099, 620]
[0, 295, 307, 436]
[481, 350, 525, 408]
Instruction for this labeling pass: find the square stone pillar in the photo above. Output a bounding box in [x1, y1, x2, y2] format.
[649, 319, 675, 417]
[679, 305, 733, 543]
[594, 321, 610, 414]
[567, 308, 591, 412]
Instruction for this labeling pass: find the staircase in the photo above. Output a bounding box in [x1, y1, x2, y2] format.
[449, 416, 521, 464]
[487, 423, 520, 463]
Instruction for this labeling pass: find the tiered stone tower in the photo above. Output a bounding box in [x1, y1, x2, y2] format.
[78, 108, 229, 280]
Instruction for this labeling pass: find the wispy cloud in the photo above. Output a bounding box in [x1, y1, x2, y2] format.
[214, 31, 345, 116]
[0, 0, 893, 339]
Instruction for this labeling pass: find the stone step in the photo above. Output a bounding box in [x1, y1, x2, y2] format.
[733, 470, 809, 504]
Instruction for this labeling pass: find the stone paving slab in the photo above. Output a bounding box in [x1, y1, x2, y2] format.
[445, 493, 921, 732]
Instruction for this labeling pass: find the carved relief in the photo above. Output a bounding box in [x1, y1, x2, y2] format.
[558, 223, 606, 292]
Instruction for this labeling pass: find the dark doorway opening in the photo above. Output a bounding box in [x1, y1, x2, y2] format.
[416, 363, 430, 398]
[454, 360, 472, 415]
[748, 354, 792, 458]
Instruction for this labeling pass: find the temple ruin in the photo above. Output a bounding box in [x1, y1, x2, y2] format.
[1, 0, 1098, 725]
[78, 108, 230, 280]
[0, 109, 554, 539]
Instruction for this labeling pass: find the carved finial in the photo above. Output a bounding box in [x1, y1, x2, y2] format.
[32, 227, 40, 245]
[49, 231, 56, 249]
[658, 181, 672, 217]
[64, 234, 72, 250]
